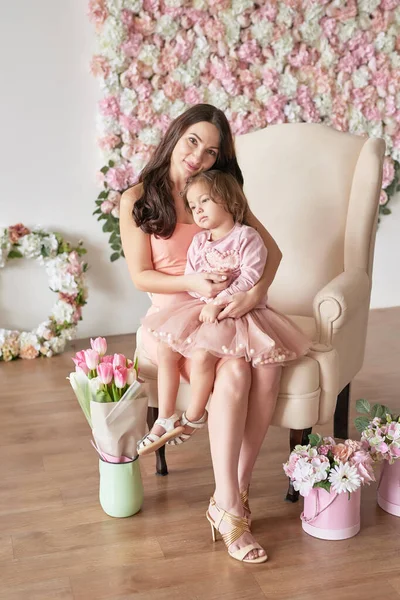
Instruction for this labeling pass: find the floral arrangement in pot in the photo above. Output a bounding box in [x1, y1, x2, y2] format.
[283, 433, 375, 540]
[355, 399, 400, 517]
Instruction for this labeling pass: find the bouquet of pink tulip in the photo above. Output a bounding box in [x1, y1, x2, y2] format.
[68, 337, 148, 462]
[283, 433, 375, 498]
[355, 399, 400, 464]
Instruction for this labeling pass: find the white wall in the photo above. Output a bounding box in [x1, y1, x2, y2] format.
[0, 2, 398, 340]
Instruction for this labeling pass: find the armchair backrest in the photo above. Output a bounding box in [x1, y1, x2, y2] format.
[235, 123, 385, 317]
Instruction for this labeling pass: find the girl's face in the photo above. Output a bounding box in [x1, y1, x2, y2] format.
[170, 121, 220, 181]
[186, 181, 233, 230]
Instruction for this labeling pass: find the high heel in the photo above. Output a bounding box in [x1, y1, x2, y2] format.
[206, 497, 267, 564]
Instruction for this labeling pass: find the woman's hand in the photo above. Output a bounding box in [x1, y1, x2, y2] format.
[216, 288, 260, 320]
[186, 272, 229, 299]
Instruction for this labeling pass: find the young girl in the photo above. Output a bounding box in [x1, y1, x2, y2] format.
[137, 170, 310, 455]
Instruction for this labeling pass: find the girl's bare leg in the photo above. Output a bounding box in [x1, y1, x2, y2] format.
[207, 358, 266, 560]
[185, 350, 218, 423]
[238, 365, 282, 493]
[150, 342, 182, 436]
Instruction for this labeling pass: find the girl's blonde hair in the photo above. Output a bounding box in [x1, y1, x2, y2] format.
[183, 170, 249, 224]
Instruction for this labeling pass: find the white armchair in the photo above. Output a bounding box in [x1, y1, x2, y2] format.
[135, 123, 385, 498]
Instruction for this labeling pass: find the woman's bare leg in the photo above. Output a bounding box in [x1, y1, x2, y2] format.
[207, 358, 266, 560]
[238, 365, 282, 493]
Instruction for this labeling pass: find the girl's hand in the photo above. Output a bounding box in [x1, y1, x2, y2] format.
[216, 289, 260, 320]
[199, 303, 222, 323]
[186, 272, 229, 299]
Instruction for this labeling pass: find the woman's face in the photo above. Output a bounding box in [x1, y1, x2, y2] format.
[170, 121, 220, 181]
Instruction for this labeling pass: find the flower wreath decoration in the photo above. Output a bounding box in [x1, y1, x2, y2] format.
[0, 224, 88, 361]
[89, 0, 400, 261]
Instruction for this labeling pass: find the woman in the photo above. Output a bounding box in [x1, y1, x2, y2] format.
[120, 104, 282, 563]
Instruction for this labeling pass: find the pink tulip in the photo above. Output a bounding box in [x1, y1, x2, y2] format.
[98, 362, 113, 385]
[114, 365, 128, 389]
[72, 350, 86, 366]
[113, 353, 126, 369]
[76, 361, 89, 376]
[90, 337, 107, 356]
[84, 349, 100, 370]
[101, 355, 114, 363]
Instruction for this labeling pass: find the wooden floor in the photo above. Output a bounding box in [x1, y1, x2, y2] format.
[0, 307, 399, 600]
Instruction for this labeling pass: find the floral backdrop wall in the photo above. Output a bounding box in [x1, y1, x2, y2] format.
[89, 0, 400, 260]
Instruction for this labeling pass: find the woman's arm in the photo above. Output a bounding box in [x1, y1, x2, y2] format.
[245, 207, 282, 301]
[119, 187, 228, 297]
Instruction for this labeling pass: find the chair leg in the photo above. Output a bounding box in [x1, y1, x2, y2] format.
[334, 383, 350, 440]
[146, 407, 168, 476]
[285, 427, 312, 503]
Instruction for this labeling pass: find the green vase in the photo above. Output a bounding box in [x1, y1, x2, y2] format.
[99, 457, 144, 518]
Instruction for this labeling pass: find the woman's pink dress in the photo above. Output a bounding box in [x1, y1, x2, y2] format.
[142, 223, 310, 370]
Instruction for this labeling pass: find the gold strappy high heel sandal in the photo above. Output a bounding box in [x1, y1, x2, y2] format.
[240, 488, 251, 525]
[206, 497, 267, 564]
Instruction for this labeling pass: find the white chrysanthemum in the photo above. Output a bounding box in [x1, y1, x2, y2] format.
[358, 0, 380, 13]
[205, 87, 229, 111]
[122, 0, 142, 12]
[155, 15, 179, 41]
[250, 21, 273, 46]
[349, 106, 368, 135]
[284, 101, 302, 122]
[60, 326, 77, 342]
[352, 66, 370, 89]
[231, 95, 252, 114]
[51, 300, 75, 324]
[276, 4, 295, 27]
[169, 99, 187, 120]
[328, 462, 361, 494]
[219, 10, 241, 45]
[164, 0, 183, 6]
[99, 17, 126, 53]
[193, 0, 207, 8]
[96, 113, 121, 136]
[255, 85, 273, 105]
[41, 234, 59, 257]
[320, 39, 337, 69]
[194, 36, 210, 54]
[151, 90, 169, 113]
[314, 95, 332, 117]
[138, 127, 162, 146]
[18, 234, 42, 259]
[120, 88, 138, 115]
[390, 52, 400, 70]
[280, 71, 298, 97]
[46, 256, 79, 294]
[338, 19, 357, 44]
[173, 62, 201, 87]
[35, 320, 53, 339]
[48, 335, 67, 354]
[138, 44, 160, 66]
[375, 32, 396, 54]
[272, 33, 294, 61]
[130, 153, 147, 175]
[101, 72, 121, 95]
[367, 121, 383, 139]
[19, 332, 40, 351]
[299, 20, 322, 45]
[232, 0, 253, 15]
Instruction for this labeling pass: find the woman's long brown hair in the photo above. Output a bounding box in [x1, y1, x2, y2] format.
[132, 104, 244, 238]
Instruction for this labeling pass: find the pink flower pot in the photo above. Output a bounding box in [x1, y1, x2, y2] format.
[377, 460, 400, 517]
[301, 487, 361, 540]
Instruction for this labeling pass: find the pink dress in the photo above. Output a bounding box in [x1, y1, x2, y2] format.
[142, 223, 310, 368]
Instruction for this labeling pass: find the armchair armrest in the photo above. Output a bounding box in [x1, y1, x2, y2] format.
[313, 268, 370, 346]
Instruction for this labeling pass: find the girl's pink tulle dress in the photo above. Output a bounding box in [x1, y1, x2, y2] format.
[142, 223, 310, 368]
